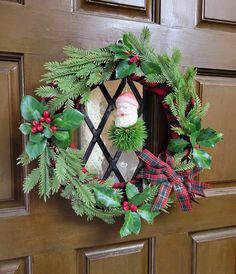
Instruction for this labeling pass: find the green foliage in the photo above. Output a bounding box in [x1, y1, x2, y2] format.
[168, 138, 189, 153]
[19, 123, 31, 135]
[137, 204, 160, 224]
[53, 109, 84, 130]
[23, 168, 40, 193]
[108, 118, 147, 151]
[120, 211, 141, 238]
[20, 96, 44, 122]
[192, 148, 212, 169]
[94, 186, 122, 208]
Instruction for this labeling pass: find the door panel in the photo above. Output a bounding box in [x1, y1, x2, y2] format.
[0, 0, 235, 273]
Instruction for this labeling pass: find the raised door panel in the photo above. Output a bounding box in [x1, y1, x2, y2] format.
[192, 227, 236, 274]
[77, 239, 154, 274]
[0, 55, 28, 216]
[203, 0, 236, 24]
[196, 76, 236, 185]
[0, 257, 31, 274]
[75, 0, 157, 22]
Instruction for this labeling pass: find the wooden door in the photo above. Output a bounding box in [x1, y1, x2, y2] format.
[0, 1, 236, 273]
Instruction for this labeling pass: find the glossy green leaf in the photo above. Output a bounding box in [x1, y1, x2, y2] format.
[189, 131, 200, 146]
[120, 211, 141, 238]
[168, 138, 189, 153]
[192, 148, 212, 169]
[197, 128, 223, 147]
[43, 128, 53, 138]
[94, 187, 121, 208]
[141, 61, 161, 75]
[26, 139, 47, 160]
[130, 186, 151, 206]
[116, 60, 136, 79]
[126, 183, 139, 200]
[54, 131, 71, 148]
[29, 132, 44, 143]
[109, 43, 127, 54]
[137, 204, 160, 223]
[189, 117, 201, 131]
[19, 123, 31, 135]
[114, 53, 129, 61]
[53, 109, 84, 130]
[20, 96, 44, 122]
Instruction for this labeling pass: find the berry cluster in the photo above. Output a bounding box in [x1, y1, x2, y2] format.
[122, 201, 138, 212]
[31, 111, 57, 134]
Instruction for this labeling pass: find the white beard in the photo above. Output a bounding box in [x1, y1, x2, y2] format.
[115, 103, 138, 128]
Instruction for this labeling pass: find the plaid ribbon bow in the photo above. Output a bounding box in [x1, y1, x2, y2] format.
[137, 149, 207, 212]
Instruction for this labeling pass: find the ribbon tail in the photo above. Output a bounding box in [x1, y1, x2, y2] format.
[173, 184, 192, 211]
[151, 182, 172, 211]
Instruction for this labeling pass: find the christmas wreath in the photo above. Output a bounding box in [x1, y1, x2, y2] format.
[18, 28, 223, 237]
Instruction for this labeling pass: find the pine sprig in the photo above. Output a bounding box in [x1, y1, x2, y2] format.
[23, 168, 40, 193]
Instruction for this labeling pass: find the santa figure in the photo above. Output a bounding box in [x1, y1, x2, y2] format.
[115, 91, 139, 128]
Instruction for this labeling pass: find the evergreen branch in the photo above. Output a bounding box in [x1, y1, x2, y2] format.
[23, 168, 40, 193]
[17, 152, 32, 166]
[35, 86, 59, 98]
[38, 148, 50, 200]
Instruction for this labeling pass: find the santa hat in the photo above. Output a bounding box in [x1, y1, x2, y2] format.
[116, 92, 139, 109]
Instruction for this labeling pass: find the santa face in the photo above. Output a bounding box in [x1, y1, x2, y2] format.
[115, 102, 138, 128]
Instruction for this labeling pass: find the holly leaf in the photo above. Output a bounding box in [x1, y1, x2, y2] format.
[192, 148, 212, 169]
[168, 138, 189, 153]
[120, 211, 141, 238]
[54, 131, 71, 148]
[197, 128, 223, 147]
[188, 117, 201, 132]
[190, 131, 200, 146]
[137, 204, 160, 224]
[109, 43, 127, 54]
[126, 183, 139, 200]
[53, 109, 84, 130]
[43, 128, 53, 138]
[114, 53, 129, 61]
[19, 123, 31, 135]
[116, 60, 136, 79]
[130, 186, 151, 206]
[29, 132, 44, 143]
[20, 96, 44, 122]
[26, 139, 47, 160]
[94, 187, 121, 208]
[141, 61, 161, 75]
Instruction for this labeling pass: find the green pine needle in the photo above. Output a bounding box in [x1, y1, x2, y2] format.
[108, 118, 147, 151]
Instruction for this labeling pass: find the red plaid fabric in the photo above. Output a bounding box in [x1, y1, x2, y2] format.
[137, 149, 207, 212]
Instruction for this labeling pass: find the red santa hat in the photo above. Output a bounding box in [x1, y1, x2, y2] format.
[116, 91, 139, 109]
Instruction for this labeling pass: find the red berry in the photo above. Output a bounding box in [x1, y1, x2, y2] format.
[37, 125, 44, 131]
[69, 143, 76, 149]
[32, 120, 39, 126]
[195, 144, 200, 149]
[31, 127, 37, 134]
[51, 160, 56, 167]
[82, 167, 88, 173]
[129, 55, 139, 63]
[40, 117, 45, 122]
[50, 126, 57, 132]
[43, 111, 50, 118]
[123, 205, 130, 211]
[45, 117, 51, 123]
[130, 204, 138, 212]
[123, 201, 129, 207]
